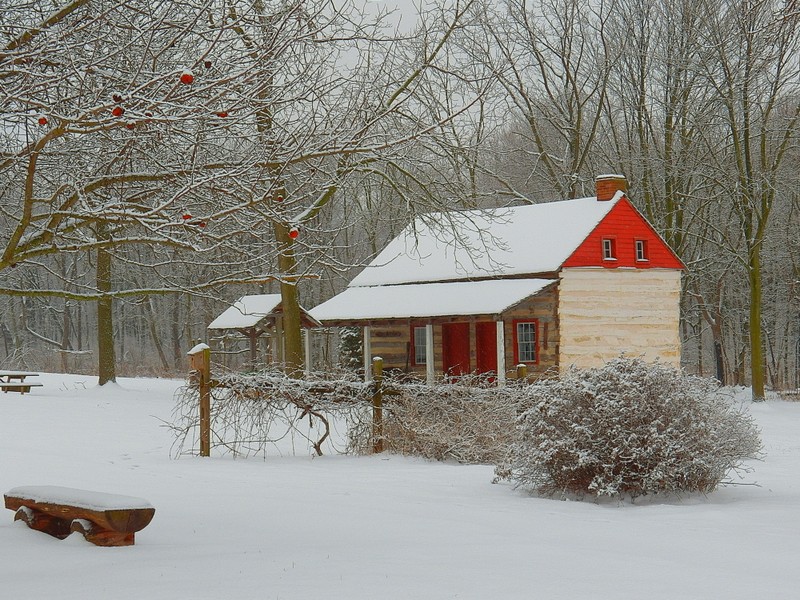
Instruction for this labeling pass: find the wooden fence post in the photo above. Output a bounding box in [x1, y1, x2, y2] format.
[516, 364, 528, 380]
[188, 343, 211, 457]
[372, 356, 384, 454]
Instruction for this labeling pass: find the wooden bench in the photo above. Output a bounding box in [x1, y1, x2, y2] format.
[0, 372, 42, 395]
[4, 486, 155, 546]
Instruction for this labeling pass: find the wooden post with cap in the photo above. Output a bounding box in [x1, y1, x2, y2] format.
[188, 343, 211, 457]
[372, 356, 384, 453]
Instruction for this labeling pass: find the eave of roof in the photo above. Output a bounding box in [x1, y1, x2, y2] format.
[310, 279, 556, 323]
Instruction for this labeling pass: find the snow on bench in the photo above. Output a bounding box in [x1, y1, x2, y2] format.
[4, 485, 155, 546]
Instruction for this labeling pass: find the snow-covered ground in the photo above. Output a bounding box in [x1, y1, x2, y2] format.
[0, 373, 797, 599]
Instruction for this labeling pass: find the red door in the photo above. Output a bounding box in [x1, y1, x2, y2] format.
[475, 321, 497, 375]
[442, 322, 470, 376]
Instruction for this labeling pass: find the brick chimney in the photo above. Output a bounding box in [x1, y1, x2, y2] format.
[595, 174, 627, 201]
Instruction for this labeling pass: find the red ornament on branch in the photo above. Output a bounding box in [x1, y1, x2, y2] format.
[37, 116, 48, 125]
[125, 121, 135, 130]
[275, 195, 284, 202]
[182, 213, 192, 220]
[180, 70, 194, 85]
[112, 93, 123, 103]
[204, 60, 212, 69]
[112, 106, 124, 117]
[216, 111, 228, 118]
[288, 227, 299, 239]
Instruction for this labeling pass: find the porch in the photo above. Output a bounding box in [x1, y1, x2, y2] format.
[310, 279, 560, 384]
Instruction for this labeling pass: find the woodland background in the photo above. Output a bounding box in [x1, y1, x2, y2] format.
[1, 0, 798, 397]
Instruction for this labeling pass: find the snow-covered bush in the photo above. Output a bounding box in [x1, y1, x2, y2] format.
[375, 374, 529, 464]
[509, 357, 762, 499]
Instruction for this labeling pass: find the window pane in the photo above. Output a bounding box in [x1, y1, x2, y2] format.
[602, 238, 615, 259]
[636, 240, 647, 261]
[517, 322, 536, 363]
[414, 326, 427, 364]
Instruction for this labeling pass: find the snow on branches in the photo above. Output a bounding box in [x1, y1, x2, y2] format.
[168, 366, 371, 458]
[167, 368, 531, 462]
[169, 357, 762, 504]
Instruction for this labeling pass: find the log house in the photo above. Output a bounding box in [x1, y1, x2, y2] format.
[311, 175, 684, 382]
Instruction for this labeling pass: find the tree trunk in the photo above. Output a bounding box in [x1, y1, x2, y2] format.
[274, 221, 303, 378]
[144, 296, 170, 372]
[61, 299, 71, 373]
[748, 248, 765, 401]
[97, 232, 116, 385]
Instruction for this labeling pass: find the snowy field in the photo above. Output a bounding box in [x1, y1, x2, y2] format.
[0, 373, 797, 599]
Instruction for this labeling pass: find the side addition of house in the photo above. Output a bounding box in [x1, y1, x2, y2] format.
[207, 294, 320, 369]
[311, 175, 685, 383]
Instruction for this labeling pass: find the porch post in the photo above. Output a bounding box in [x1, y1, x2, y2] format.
[496, 320, 506, 386]
[274, 316, 284, 364]
[363, 325, 372, 383]
[248, 328, 258, 364]
[426, 323, 435, 385]
[303, 328, 312, 377]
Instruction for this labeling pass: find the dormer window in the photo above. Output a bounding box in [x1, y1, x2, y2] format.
[635, 239, 649, 262]
[602, 238, 616, 260]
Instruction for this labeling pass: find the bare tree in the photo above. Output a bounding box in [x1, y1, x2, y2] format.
[1, 0, 484, 380]
[485, 0, 619, 199]
[696, 0, 800, 400]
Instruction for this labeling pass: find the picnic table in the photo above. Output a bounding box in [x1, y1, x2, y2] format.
[0, 372, 42, 394]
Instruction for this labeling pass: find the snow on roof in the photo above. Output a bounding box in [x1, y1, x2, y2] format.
[311, 279, 555, 322]
[207, 294, 283, 330]
[350, 196, 619, 287]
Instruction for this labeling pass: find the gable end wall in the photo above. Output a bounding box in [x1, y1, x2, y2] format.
[563, 198, 684, 269]
[557, 267, 681, 370]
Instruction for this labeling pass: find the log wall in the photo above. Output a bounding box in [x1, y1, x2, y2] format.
[499, 285, 559, 375]
[557, 267, 682, 370]
[367, 321, 441, 376]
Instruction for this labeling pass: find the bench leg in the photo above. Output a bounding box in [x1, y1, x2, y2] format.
[71, 518, 135, 546]
[14, 506, 72, 539]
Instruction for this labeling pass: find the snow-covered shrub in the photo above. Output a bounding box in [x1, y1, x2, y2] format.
[375, 374, 529, 464]
[509, 357, 762, 499]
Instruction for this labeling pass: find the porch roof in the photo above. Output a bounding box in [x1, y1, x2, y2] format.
[310, 278, 555, 323]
